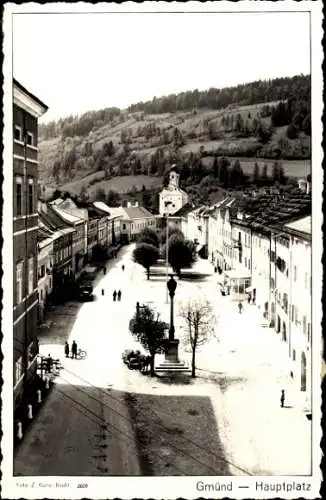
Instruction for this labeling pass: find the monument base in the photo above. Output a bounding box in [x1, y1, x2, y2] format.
[164, 339, 180, 363]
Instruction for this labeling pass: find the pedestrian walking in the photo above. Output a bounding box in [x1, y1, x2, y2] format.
[64, 341, 69, 358]
[280, 389, 285, 408]
[117, 289, 122, 301]
[103, 266, 106, 275]
[101, 288, 105, 296]
[122, 264, 125, 272]
[113, 290, 117, 301]
[238, 302, 243, 314]
[71, 341, 78, 359]
[248, 294, 251, 304]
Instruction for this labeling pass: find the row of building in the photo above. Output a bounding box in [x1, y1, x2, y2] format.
[11, 76, 314, 420]
[168, 188, 312, 405]
[12, 79, 158, 413]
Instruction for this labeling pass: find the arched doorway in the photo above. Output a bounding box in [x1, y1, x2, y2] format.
[282, 321, 287, 342]
[277, 315, 281, 333]
[301, 352, 307, 391]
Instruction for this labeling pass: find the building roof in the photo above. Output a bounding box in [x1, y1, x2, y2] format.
[105, 206, 125, 218]
[38, 204, 75, 233]
[86, 203, 109, 218]
[52, 206, 84, 225]
[122, 206, 154, 219]
[229, 192, 311, 232]
[13, 78, 48, 112]
[38, 213, 74, 247]
[49, 198, 64, 206]
[38, 223, 54, 246]
[172, 202, 196, 217]
[93, 201, 111, 215]
[284, 216, 311, 236]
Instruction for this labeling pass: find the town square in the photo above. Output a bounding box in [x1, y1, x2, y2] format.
[1, 4, 323, 499]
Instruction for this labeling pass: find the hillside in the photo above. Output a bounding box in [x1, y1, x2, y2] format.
[38, 74, 311, 206]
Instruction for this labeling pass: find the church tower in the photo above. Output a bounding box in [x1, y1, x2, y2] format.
[169, 169, 180, 189]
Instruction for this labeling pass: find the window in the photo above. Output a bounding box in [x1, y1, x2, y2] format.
[14, 125, 22, 142]
[283, 293, 288, 314]
[28, 178, 34, 214]
[27, 132, 34, 146]
[291, 305, 295, 322]
[248, 259, 251, 270]
[292, 350, 296, 361]
[307, 323, 311, 343]
[294, 265, 297, 282]
[15, 357, 24, 386]
[16, 261, 23, 304]
[302, 316, 307, 336]
[28, 256, 34, 294]
[15, 176, 22, 216]
[244, 257, 247, 268]
[122, 223, 126, 230]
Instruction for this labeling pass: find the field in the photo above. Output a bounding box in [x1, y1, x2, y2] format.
[59, 174, 162, 197]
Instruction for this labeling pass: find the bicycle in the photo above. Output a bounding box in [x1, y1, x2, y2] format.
[77, 349, 87, 360]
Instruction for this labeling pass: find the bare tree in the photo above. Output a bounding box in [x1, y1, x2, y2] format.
[179, 299, 215, 378]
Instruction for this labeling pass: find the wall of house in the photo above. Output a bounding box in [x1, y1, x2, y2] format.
[251, 232, 270, 317]
[87, 219, 98, 256]
[289, 236, 311, 400]
[13, 104, 39, 403]
[130, 217, 157, 240]
[37, 241, 54, 320]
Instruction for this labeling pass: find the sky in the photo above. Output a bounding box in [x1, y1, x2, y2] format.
[12, 11, 311, 123]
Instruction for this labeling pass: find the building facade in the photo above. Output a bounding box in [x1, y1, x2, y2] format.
[13, 79, 48, 409]
[37, 227, 54, 323]
[159, 168, 188, 216]
[120, 204, 158, 242]
[87, 217, 99, 260]
[251, 228, 271, 319]
[284, 217, 312, 407]
[52, 205, 86, 279]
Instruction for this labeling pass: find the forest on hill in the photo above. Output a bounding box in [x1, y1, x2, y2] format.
[38, 74, 311, 209]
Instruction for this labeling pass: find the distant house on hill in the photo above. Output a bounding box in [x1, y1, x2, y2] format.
[159, 165, 188, 216]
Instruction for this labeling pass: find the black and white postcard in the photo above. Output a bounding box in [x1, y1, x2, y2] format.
[1, 2, 323, 498]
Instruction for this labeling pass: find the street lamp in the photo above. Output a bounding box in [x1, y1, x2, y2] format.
[164, 275, 180, 363]
[164, 201, 173, 303]
[167, 275, 177, 340]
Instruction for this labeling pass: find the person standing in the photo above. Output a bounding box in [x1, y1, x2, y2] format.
[280, 389, 285, 408]
[71, 341, 78, 359]
[117, 290, 122, 301]
[238, 302, 243, 314]
[113, 290, 117, 301]
[64, 341, 69, 358]
[46, 354, 53, 373]
[122, 264, 125, 271]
